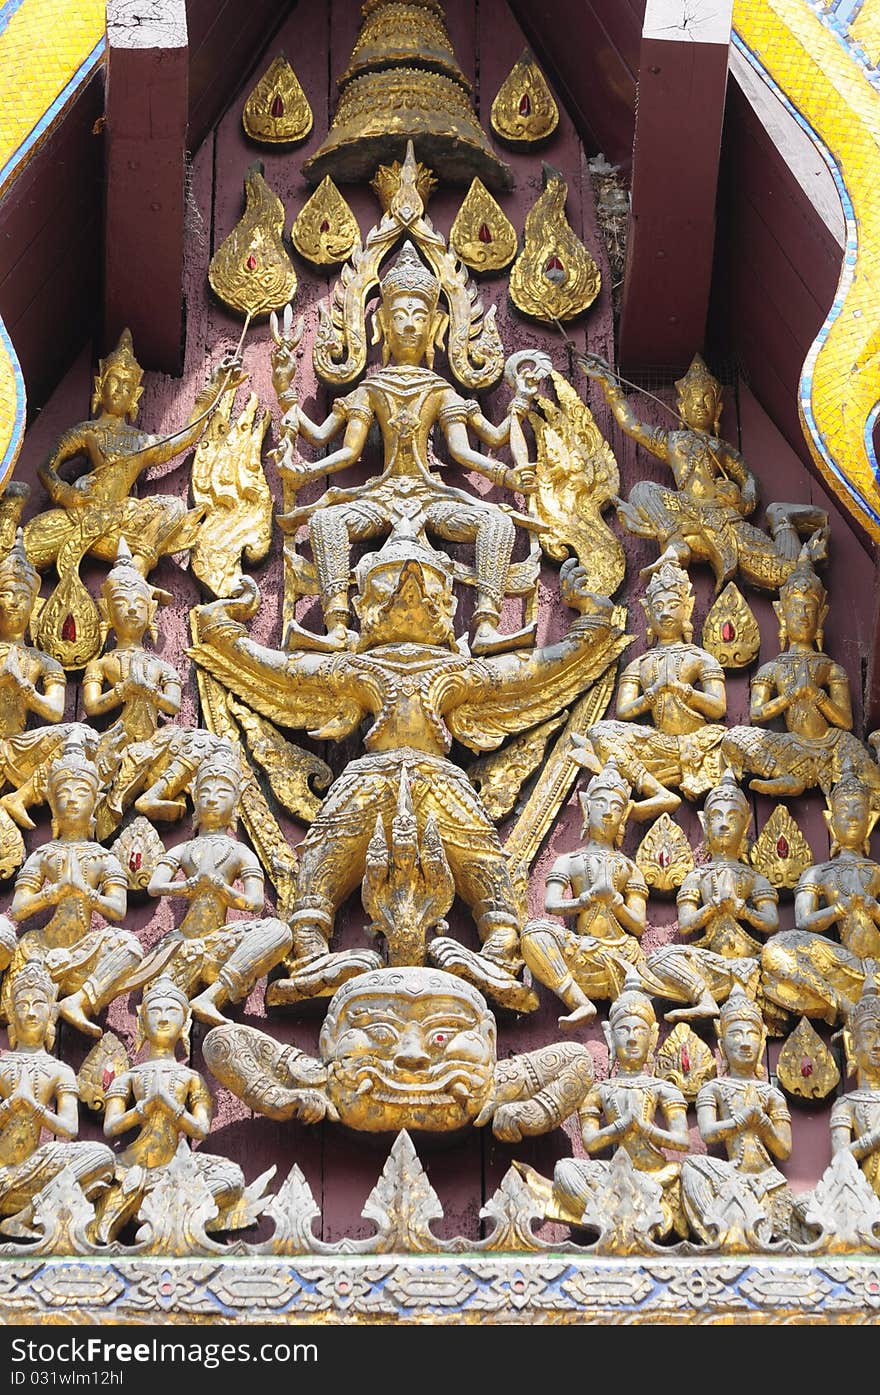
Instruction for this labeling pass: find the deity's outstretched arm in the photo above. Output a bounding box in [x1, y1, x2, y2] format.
[279, 410, 371, 489]
[442, 416, 534, 493]
[579, 356, 671, 461]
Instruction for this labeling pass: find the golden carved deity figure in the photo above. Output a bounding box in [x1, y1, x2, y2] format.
[521, 974, 690, 1237]
[722, 553, 880, 803]
[93, 978, 249, 1243]
[3, 737, 142, 1036]
[271, 240, 544, 654]
[521, 760, 648, 1028]
[681, 989, 794, 1246]
[25, 331, 235, 580]
[191, 532, 626, 1011]
[831, 972, 880, 1196]
[0, 960, 114, 1237]
[640, 771, 778, 1022]
[83, 541, 229, 838]
[762, 767, 880, 1025]
[131, 751, 291, 1025]
[203, 965, 594, 1140]
[580, 351, 828, 592]
[581, 552, 728, 812]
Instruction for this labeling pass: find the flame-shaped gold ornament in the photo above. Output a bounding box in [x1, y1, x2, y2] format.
[490, 50, 559, 146]
[510, 166, 600, 322]
[635, 812, 695, 894]
[208, 167, 298, 319]
[242, 54, 313, 145]
[776, 1016, 840, 1101]
[656, 1022, 717, 1102]
[702, 582, 761, 669]
[749, 804, 812, 890]
[291, 177, 361, 267]
[449, 178, 516, 274]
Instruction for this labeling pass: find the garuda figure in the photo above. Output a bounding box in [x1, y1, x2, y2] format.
[272, 240, 544, 655]
[190, 528, 627, 1010]
[580, 351, 828, 591]
[203, 965, 594, 1141]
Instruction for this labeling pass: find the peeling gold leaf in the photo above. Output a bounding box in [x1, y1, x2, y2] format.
[777, 1016, 840, 1100]
[242, 54, 313, 145]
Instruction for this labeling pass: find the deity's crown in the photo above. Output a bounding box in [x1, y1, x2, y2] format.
[850, 964, 880, 1034]
[719, 985, 763, 1032]
[830, 757, 870, 803]
[192, 742, 242, 795]
[779, 545, 825, 602]
[97, 327, 143, 385]
[379, 241, 441, 311]
[703, 768, 749, 815]
[584, 758, 630, 803]
[326, 965, 488, 1021]
[47, 730, 100, 793]
[102, 537, 152, 599]
[674, 353, 721, 404]
[644, 550, 691, 605]
[0, 529, 39, 597]
[356, 521, 451, 589]
[142, 975, 190, 1013]
[11, 956, 57, 1004]
[608, 966, 656, 1028]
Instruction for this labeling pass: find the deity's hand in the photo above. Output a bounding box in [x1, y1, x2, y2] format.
[714, 478, 745, 511]
[277, 457, 319, 493]
[206, 354, 246, 399]
[507, 464, 537, 493]
[577, 352, 615, 385]
[559, 568, 615, 619]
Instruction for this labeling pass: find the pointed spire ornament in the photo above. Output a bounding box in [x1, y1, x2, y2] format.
[450, 178, 517, 274]
[490, 51, 559, 146]
[208, 167, 297, 319]
[776, 1016, 840, 1101]
[510, 166, 601, 322]
[242, 55, 313, 145]
[702, 582, 761, 669]
[749, 804, 812, 890]
[290, 177, 361, 267]
[304, 0, 511, 190]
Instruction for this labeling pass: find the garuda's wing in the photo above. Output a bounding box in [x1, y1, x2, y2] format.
[188, 610, 364, 739]
[448, 608, 629, 751]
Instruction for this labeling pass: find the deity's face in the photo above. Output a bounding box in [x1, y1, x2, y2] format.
[48, 773, 98, 834]
[585, 788, 628, 846]
[721, 1017, 763, 1076]
[322, 973, 496, 1133]
[854, 1017, 880, 1084]
[99, 367, 140, 418]
[646, 587, 687, 644]
[830, 788, 871, 852]
[11, 988, 53, 1050]
[611, 1011, 653, 1071]
[0, 579, 34, 640]
[194, 771, 239, 830]
[107, 581, 151, 642]
[678, 387, 720, 434]
[704, 795, 749, 858]
[355, 559, 455, 649]
[780, 584, 822, 645]
[381, 293, 435, 366]
[142, 992, 187, 1052]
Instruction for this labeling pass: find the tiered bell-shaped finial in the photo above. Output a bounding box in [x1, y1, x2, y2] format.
[304, 0, 511, 190]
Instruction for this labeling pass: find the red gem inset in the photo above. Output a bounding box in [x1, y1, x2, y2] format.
[800, 1056, 814, 1078]
[61, 613, 77, 643]
[657, 847, 671, 869]
[129, 850, 142, 872]
[776, 835, 790, 858]
[320, 218, 331, 233]
[271, 94, 285, 118]
[544, 255, 565, 284]
[721, 620, 736, 642]
[102, 1068, 115, 1090]
[478, 222, 493, 243]
[246, 254, 257, 271]
[519, 92, 532, 116]
[680, 1047, 691, 1075]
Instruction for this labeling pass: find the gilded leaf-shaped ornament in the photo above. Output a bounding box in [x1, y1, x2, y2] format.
[636, 813, 695, 893]
[208, 167, 297, 319]
[449, 179, 516, 274]
[702, 583, 761, 669]
[510, 166, 600, 322]
[291, 177, 361, 267]
[777, 1017, 840, 1101]
[490, 51, 560, 145]
[655, 1022, 716, 1102]
[749, 804, 812, 891]
[242, 54, 313, 145]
